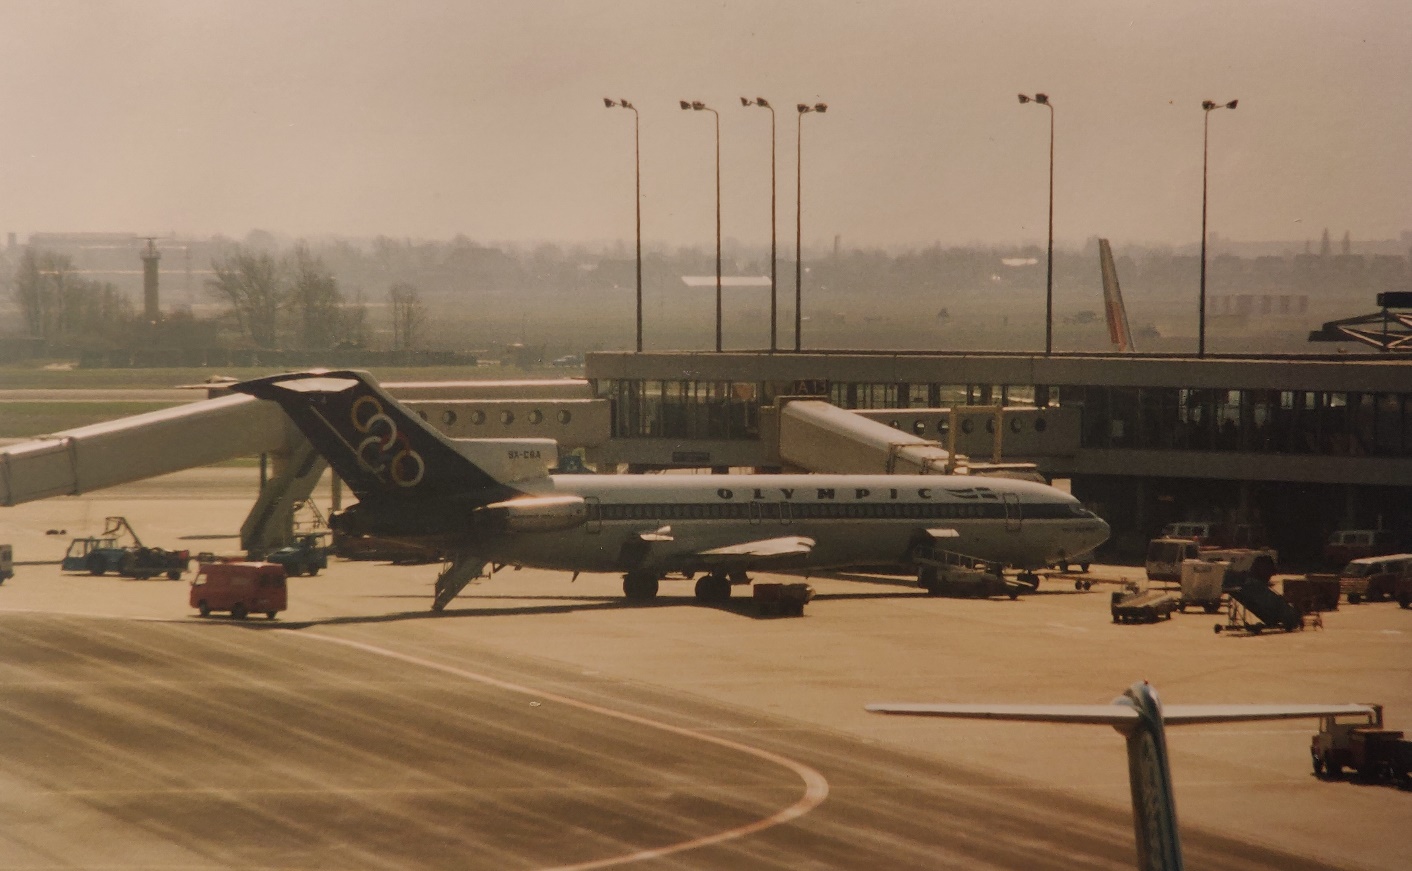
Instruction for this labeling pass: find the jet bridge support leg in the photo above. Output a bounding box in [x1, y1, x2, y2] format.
[240, 440, 327, 556]
[433, 555, 488, 612]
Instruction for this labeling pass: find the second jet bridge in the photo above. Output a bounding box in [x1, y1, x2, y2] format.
[775, 398, 1078, 479]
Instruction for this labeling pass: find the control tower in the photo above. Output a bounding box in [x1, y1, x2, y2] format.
[140, 237, 161, 321]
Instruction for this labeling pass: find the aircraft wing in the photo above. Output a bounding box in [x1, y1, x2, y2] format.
[693, 535, 816, 567]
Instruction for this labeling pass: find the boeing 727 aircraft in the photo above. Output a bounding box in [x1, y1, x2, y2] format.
[233, 370, 1110, 610]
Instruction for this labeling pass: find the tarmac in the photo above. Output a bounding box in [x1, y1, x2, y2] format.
[1, 467, 1409, 870]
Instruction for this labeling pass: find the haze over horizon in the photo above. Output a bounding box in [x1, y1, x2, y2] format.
[1, 1, 1408, 253]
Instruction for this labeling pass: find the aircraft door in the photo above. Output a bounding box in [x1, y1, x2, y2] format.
[781, 501, 792, 526]
[1003, 493, 1021, 532]
[585, 497, 602, 534]
[749, 501, 762, 525]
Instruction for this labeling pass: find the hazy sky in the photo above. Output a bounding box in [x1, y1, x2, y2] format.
[1, 1, 1408, 251]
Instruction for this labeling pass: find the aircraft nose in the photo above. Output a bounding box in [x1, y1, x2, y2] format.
[1090, 517, 1112, 549]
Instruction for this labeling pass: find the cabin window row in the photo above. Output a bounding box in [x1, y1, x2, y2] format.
[417, 408, 573, 427]
[585, 502, 1061, 522]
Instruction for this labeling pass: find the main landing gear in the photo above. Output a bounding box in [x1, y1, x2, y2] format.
[622, 570, 747, 603]
[694, 572, 732, 603]
[622, 571, 660, 600]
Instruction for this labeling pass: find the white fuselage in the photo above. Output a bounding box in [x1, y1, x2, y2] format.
[475, 473, 1109, 575]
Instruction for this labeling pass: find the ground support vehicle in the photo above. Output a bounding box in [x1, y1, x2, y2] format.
[1145, 538, 1201, 583]
[1282, 574, 1341, 614]
[60, 517, 190, 580]
[0, 544, 12, 583]
[1053, 549, 1093, 575]
[1159, 521, 1267, 550]
[1110, 588, 1180, 623]
[753, 582, 813, 616]
[1050, 549, 1096, 589]
[1337, 554, 1412, 604]
[1324, 529, 1406, 566]
[1215, 577, 1306, 635]
[916, 548, 1024, 600]
[1311, 704, 1412, 784]
[263, 533, 329, 577]
[1178, 559, 1226, 613]
[190, 562, 287, 620]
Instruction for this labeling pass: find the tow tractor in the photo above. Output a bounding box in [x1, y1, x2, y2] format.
[1311, 704, 1412, 784]
[61, 517, 190, 580]
[264, 532, 330, 577]
[914, 546, 1025, 600]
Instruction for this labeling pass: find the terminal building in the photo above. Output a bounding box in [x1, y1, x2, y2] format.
[573, 351, 1412, 562]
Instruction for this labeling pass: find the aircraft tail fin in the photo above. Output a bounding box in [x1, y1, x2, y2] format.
[1099, 238, 1136, 353]
[868, 684, 1373, 871]
[231, 370, 504, 501]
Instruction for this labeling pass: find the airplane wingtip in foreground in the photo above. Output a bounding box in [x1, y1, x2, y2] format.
[867, 682, 1374, 871]
[234, 369, 1110, 611]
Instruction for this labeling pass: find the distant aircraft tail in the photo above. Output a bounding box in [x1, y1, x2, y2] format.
[868, 683, 1372, 871]
[1099, 238, 1136, 353]
[231, 370, 506, 502]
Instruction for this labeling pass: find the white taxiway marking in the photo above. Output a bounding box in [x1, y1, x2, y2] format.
[293, 631, 831, 871]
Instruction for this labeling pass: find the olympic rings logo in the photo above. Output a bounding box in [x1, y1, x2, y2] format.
[350, 395, 425, 488]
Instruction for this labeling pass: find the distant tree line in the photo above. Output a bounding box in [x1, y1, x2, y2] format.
[11, 248, 134, 346]
[206, 243, 379, 350]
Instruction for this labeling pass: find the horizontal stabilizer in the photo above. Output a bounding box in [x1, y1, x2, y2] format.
[865, 701, 1372, 725]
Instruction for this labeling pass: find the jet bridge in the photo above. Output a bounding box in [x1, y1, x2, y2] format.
[0, 394, 321, 552]
[1, 378, 598, 551]
[778, 399, 962, 474]
[776, 399, 1055, 480]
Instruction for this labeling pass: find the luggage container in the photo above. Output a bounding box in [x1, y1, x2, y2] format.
[1282, 574, 1340, 614]
[1179, 559, 1225, 613]
[753, 582, 813, 617]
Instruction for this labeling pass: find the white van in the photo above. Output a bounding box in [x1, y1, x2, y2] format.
[1146, 538, 1201, 582]
[1338, 554, 1412, 604]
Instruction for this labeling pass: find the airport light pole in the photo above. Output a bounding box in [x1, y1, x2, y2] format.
[682, 100, 723, 352]
[603, 98, 643, 352]
[795, 102, 827, 352]
[742, 97, 778, 352]
[1018, 92, 1055, 356]
[1199, 99, 1237, 358]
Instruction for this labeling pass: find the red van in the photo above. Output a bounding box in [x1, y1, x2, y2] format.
[190, 562, 287, 619]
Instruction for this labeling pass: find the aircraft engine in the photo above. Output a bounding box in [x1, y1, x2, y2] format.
[474, 495, 587, 533]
